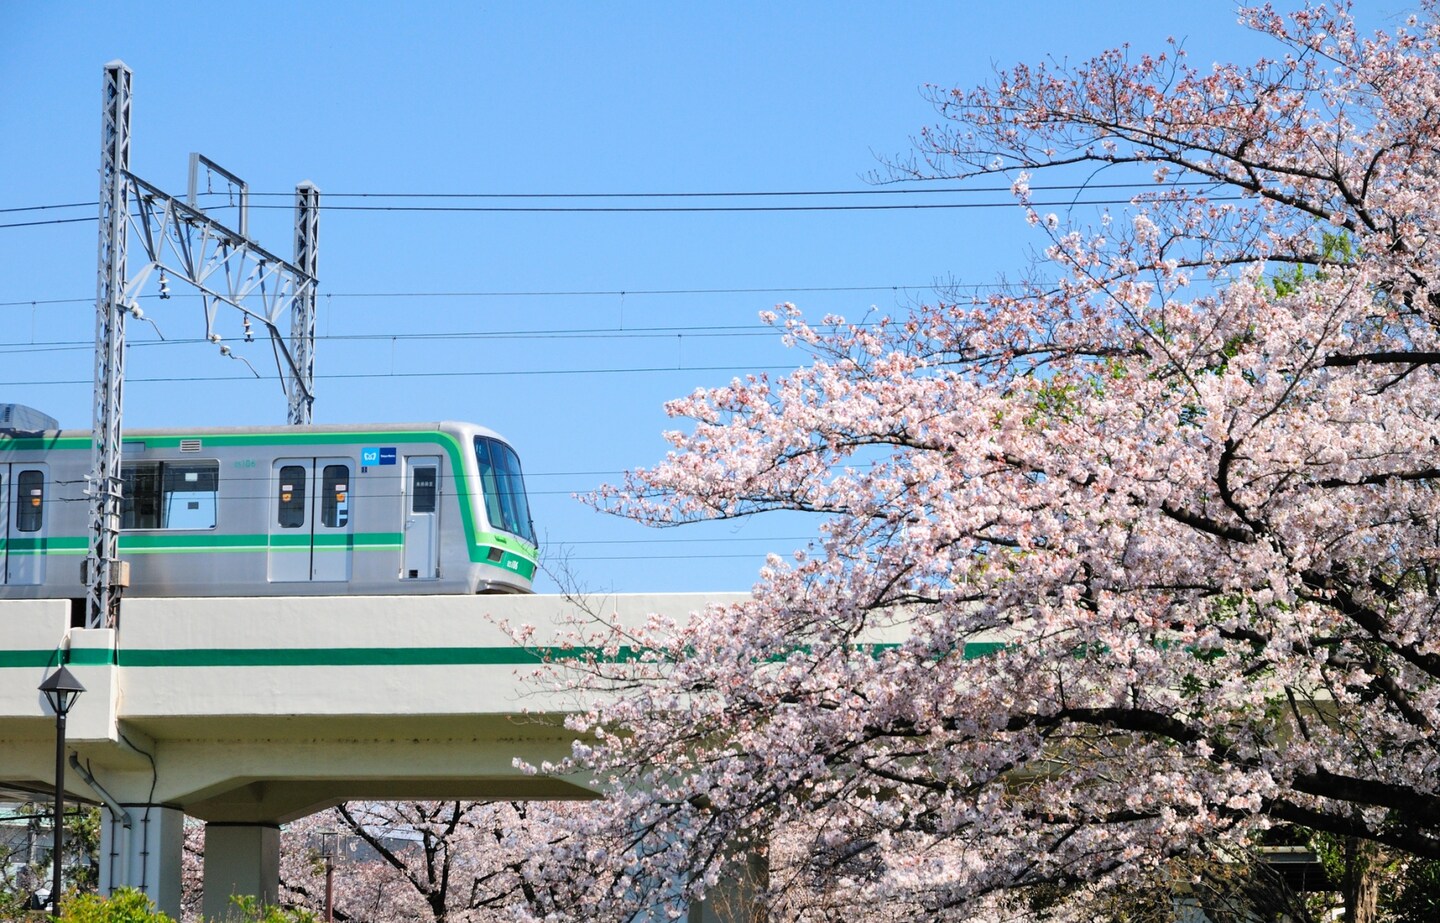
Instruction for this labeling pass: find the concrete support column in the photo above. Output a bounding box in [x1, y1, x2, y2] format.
[202, 822, 281, 922]
[97, 804, 185, 919]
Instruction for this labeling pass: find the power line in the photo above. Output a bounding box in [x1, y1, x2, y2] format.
[248, 181, 1213, 199]
[322, 284, 959, 297]
[0, 215, 98, 229]
[1, 192, 1239, 224]
[0, 201, 96, 214]
[0, 364, 799, 388]
[238, 196, 1237, 214]
[0, 325, 797, 355]
[0, 298, 94, 307]
[0, 281, 1032, 309]
[0, 180, 1225, 215]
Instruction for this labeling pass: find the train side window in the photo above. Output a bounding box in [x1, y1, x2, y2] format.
[122, 461, 218, 529]
[162, 463, 219, 529]
[321, 464, 351, 528]
[412, 466, 437, 514]
[122, 463, 162, 529]
[278, 465, 307, 528]
[15, 469, 44, 533]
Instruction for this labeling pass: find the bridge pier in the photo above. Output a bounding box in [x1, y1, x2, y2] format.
[202, 822, 280, 920]
[97, 803, 184, 918]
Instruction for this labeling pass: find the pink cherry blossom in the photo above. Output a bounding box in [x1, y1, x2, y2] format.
[510, 3, 1440, 919]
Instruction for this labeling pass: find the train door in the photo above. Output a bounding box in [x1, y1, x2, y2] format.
[268, 457, 354, 583]
[402, 455, 440, 580]
[2, 463, 48, 585]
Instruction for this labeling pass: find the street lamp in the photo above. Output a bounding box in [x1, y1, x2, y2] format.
[38, 665, 85, 917]
[319, 830, 338, 922]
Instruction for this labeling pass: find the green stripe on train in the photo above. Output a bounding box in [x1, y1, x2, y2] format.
[2, 531, 528, 576]
[3, 533, 407, 553]
[1, 536, 86, 553]
[0, 435, 89, 451]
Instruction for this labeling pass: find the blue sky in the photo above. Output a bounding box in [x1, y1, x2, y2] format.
[0, 2, 1399, 593]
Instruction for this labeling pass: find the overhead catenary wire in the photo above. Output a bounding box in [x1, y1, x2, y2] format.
[0, 215, 103, 229]
[0, 201, 97, 214]
[0, 300, 1039, 374]
[1, 184, 1241, 228]
[242, 181, 1220, 198]
[0, 280, 1037, 309]
[0, 364, 804, 388]
[0, 196, 1226, 226]
[0, 321, 895, 354]
[238, 196, 1240, 214]
[0, 179, 1228, 213]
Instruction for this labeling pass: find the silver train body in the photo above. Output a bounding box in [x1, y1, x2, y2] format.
[0, 418, 539, 603]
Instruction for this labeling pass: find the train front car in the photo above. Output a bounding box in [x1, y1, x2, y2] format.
[272, 420, 540, 595]
[450, 421, 540, 593]
[0, 413, 540, 600]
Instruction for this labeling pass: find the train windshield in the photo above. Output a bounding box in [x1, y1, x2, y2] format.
[474, 436, 536, 545]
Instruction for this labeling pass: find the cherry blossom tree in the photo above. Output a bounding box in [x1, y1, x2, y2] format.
[517, 3, 1440, 919]
[179, 803, 579, 923]
[273, 802, 576, 923]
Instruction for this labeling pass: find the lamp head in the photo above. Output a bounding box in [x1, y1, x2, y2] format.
[38, 665, 86, 717]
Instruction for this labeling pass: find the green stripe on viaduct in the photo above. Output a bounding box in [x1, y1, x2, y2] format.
[1, 643, 1009, 669]
[0, 646, 641, 669]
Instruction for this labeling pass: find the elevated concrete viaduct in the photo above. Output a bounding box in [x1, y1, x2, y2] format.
[0, 593, 744, 919]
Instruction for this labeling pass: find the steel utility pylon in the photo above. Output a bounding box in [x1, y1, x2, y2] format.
[87, 60, 320, 628]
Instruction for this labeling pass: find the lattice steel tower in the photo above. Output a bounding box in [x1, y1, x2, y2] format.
[86, 61, 320, 627]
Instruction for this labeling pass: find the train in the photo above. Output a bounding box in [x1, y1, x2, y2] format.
[0, 406, 539, 605]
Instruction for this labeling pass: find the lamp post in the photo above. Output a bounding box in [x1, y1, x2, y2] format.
[38, 665, 85, 918]
[319, 830, 337, 922]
